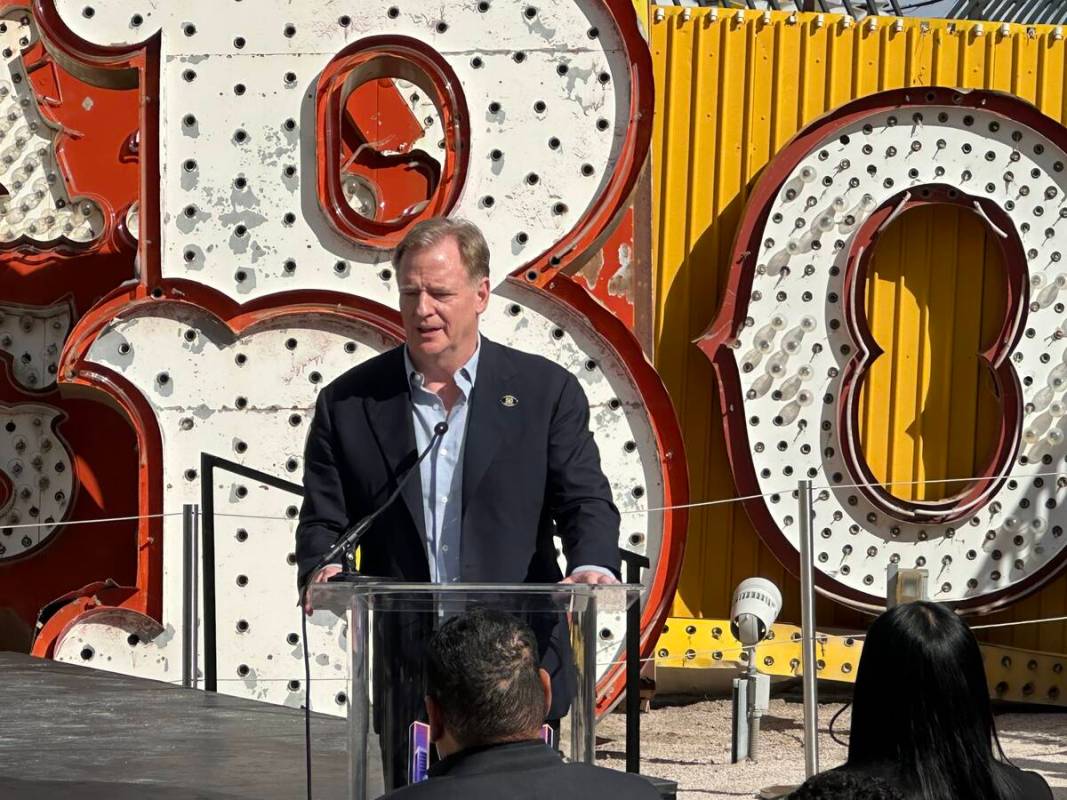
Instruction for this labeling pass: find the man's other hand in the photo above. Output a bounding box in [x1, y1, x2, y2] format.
[303, 564, 344, 614]
[560, 570, 619, 585]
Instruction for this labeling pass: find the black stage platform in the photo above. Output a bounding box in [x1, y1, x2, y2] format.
[0, 652, 353, 799]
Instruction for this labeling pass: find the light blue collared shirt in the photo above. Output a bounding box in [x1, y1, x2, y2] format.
[403, 340, 612, 584]
[404, 344, 479, 584]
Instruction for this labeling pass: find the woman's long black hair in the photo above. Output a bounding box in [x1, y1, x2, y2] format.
[847, 601, 1011, 800]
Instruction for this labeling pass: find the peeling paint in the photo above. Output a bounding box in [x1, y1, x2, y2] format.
[54, 0, 632, 301]
[573, 250, 605, 293]
[42, 0, 669, 719]
[0, 301, 71, 390]
[0, 404, 73, 559]
[607, 242, 633, 301]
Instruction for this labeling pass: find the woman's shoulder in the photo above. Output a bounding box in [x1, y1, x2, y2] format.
[790, 766, 903, 799]
[832, 761, 899, 783]
[995, 762, 1053, 800]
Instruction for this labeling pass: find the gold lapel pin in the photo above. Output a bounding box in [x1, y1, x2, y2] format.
[500, 394, 518, 408]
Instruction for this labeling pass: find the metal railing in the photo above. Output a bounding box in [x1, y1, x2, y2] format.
[193, 453, 650, 773]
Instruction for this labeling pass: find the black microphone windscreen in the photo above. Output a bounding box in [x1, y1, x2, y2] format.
[434, 422, 449, 436]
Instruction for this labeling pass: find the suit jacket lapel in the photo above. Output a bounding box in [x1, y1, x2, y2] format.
[364, 347, 426, 545]
[462, 340, 516, 515]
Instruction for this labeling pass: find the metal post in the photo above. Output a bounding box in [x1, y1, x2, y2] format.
[798, 479, 819, 778]
[201, 454, 217, 692]
[730, 676, 750, 762]
[350, 600, 370, 800]
[736, 665, 769, 763]
[198, 452, 303, 693]
[181, 503, 199, 690]
[576, 591, 598, 763]
[625, 560, 641, 773]
[747, 665, 761, 761]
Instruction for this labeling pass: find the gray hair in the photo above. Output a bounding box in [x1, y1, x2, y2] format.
[392, 217, 490, 283]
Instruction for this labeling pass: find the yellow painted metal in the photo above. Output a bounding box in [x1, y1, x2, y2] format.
[653, 618, 862, 682]
[656, 618, 862, 683]
[650, 7, 1067, 660]
[982, 642, 1067, 705]
[631, 0, 650, 32]
[656, 618, 1067, 706]
[862, 204, 1004, 503]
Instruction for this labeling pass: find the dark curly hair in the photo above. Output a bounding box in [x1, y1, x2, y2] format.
[425, 608, 546, 747]
[790, 770, 903, 799]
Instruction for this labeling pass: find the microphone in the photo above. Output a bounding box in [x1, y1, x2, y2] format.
[297, 420, 449, 800]
[299, 420, 449, 597]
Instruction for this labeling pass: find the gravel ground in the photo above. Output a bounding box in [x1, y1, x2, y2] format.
[595, 695, 1067, 799]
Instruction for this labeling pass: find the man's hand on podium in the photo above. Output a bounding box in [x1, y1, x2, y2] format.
[302, 565, 617, 613]
[560, 569, 620, 585]
[303, 564, 344, 614]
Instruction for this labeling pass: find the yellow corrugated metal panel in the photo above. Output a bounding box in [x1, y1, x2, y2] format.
[650, 9, 1067, 647]
[656, 618, 1067, 706]
[631, 0, 649, 32]
[860, 205, 1003, 503]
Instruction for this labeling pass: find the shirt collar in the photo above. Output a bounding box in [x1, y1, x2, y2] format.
[404, 337, 481, 396]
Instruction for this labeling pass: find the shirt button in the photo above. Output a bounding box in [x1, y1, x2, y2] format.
[442, 545, 449, 553]
[440, 495, 448, 503]
[440, 448, 448, 456]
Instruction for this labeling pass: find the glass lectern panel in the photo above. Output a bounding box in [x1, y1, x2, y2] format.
[311, 581, 639, 800]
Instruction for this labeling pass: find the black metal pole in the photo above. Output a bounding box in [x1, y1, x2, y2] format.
[200, 454, 217, 692]
[199, 453, 305, 693]
[182, 503, 197, 689]
[625, 558, 641, 773]
[618, 549, 649, 774]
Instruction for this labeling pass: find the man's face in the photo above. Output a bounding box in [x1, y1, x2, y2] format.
[398, 235, 490, 370]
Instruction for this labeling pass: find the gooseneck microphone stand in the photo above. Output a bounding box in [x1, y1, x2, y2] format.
[298, 421, 448, 800]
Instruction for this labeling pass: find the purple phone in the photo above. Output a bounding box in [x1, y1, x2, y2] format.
[540, 723, 555, 749]
[408, 721, 432, 784]
[409, 719, 552, 782]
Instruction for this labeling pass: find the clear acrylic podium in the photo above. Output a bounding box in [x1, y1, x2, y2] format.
[311, 580, 640, 800]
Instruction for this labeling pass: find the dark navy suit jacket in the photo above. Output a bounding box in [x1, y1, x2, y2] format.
[381, 741, 662, 800]
[295, 337, 621, 587]
[295, 337, 621, 735]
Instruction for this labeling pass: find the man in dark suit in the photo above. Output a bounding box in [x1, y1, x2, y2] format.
[295, 217, 621, 787]
[296, 216, 620, 592]
[381, 608, 660, 800]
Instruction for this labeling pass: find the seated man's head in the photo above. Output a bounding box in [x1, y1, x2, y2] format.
[424, 608, 550, 758]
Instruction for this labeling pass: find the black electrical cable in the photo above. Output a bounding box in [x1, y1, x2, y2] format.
[303, 609, 313, 800]
[298, 421, 449, 800]
[828, 700, 852, 748]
